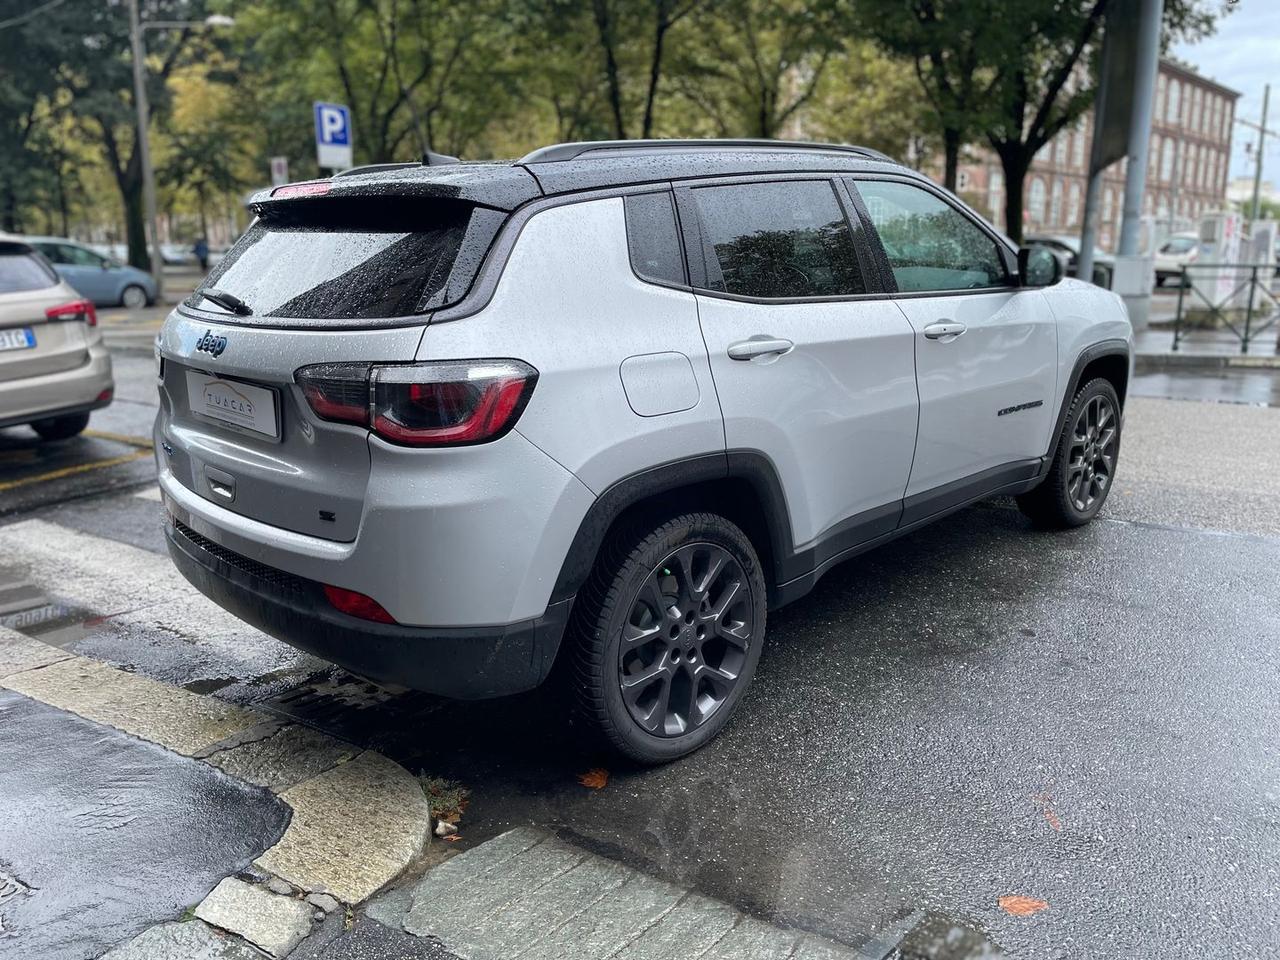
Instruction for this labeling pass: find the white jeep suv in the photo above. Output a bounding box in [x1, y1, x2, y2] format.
[156, 140, 1132, 762]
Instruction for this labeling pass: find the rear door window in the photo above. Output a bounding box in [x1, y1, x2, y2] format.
[853, 180, 1008, 292]
[624, 192, 686, 286]
[0, 248, 58, 293]
[190, 196, 473, 320]
[688, 180, 866, 299]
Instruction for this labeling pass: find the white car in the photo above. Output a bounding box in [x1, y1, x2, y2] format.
[1154, 232, 1200, 286]
[0, 236, 113, 440]
[157, 139, 1133, 762]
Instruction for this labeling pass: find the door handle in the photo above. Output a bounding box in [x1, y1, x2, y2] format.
[727, 337, 794, 361]
[923, 321, 966, 341]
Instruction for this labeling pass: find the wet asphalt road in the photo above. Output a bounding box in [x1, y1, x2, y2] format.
[1, 346, 1279, 958]
[0, 690, 289, 959]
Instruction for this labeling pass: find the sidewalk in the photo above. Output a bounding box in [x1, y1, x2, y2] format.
[1135, 323, 1280, 370]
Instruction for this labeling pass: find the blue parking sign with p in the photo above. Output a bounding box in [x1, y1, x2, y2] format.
[314, 102, 353, 170]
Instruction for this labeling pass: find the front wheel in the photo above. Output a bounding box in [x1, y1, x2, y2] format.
[121, 284, 148, 309]
[570, 512, 767, 764]
[1017, 378, 1121, 528]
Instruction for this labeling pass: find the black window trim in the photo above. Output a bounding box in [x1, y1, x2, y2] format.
[671, 172, 892, 306]
[622, 188, 692, 291]
[843, 173, 1021, 299]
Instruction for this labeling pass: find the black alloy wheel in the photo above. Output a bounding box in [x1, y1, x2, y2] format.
[618, 542, 754, 738]
[569, 512, 767, 763]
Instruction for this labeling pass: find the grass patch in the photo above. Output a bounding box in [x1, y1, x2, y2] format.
[419, 774, 470, 823]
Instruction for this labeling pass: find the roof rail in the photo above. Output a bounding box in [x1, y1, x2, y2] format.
[519, 139, 897, 165]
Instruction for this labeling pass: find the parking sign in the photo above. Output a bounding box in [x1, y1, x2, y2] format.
[314, 102, 353, 170]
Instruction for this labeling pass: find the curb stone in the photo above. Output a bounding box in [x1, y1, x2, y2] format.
[0, 627, 432, 956]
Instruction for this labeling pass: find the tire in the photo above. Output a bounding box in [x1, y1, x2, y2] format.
[32, 411, 90, 442]
[121, 284, 148, 309]
[1017, 378, 1121, 529]
[569, 512, 767, 764]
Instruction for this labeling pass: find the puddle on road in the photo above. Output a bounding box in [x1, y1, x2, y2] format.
[0, 575, 98, 649]
[884, 910, 1005, 959]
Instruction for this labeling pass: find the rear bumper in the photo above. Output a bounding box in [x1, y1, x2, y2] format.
[166, 515, 573, 699]
[0, 344, 113, 428]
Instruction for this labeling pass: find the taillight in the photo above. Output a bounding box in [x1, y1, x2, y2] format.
[45, 299, 97, 327]
[323, 584, 396, 624]
[296, 360, 537, 447]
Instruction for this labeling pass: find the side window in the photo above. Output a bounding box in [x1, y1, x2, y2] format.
[623, 192, 686, 286]
[855, 180, 1009, 292]
[690, 180, 865, 299]
[67, 245, 104, 267]
[37, 244, 70, 265]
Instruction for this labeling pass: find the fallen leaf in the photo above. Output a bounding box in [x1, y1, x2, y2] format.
[443, 834, 464, 842]
[999, 895, 1048, 917]
[1042, 807, 1062, 832]
[578, 768, 609, 789]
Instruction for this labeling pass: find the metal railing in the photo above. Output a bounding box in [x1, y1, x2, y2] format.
[1171, 263, 1279, 354]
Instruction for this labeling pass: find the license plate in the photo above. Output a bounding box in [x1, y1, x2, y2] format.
[185, 370, 279, 438]
[0, 328, 35, 352]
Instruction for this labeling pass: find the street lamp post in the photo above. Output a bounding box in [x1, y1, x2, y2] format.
[127, 4, 234, 303]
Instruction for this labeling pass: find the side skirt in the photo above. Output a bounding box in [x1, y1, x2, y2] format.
[772, 458, 1044, 607]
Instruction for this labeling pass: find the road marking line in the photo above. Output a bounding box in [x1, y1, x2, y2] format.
[0, 449, 151, 492]
[84, 428, 154, 449]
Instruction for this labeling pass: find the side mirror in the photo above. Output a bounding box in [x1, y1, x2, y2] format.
[1018, 245, 1064, 287]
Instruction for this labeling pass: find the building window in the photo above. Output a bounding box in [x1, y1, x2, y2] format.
[988, 168, 1004, 219]
[1103, 186, 1116, 223]
[1050, 178, 1064, 224]
[1160, 137, 1174, 182]
[1072, 129, 1085, 168]
[1157, 74, 1167, 121]
[1054, 136, 1068, 166]
[1149, 135, 1161, 177]
[956, 169, 971, 192]
[1067, 181, 1082, 226]
[1029, 177, 1047, 223]
[1167, 80, 1181, 124]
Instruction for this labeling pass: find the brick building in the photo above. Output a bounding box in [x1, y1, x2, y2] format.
[955, 59, 1238, 251]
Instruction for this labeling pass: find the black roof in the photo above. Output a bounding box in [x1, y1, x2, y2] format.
[251, 139, 906, 213]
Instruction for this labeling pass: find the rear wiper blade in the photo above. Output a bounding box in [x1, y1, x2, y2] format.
[200, 287, 252, 316]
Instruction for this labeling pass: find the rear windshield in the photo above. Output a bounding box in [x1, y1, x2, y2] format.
[0, 248, 58, 294]
[189, 196, 472, 320]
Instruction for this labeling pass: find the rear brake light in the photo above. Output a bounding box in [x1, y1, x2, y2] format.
[45, 299, 97, 327]
[323, 584, 396, 624]
[296, 360, 537, 447]
[272, 181, 332, 199]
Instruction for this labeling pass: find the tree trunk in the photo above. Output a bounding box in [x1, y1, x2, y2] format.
[943, 128, 960, 192]
[122, 181, 148, 271]
[641, 7, 671, 139]
[998, 148, 1030, 245]
[592, 0, 627, 139]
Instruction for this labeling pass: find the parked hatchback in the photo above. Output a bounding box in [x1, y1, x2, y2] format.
[0, 236, 113, 440]
[156, 140, 1132, 762]
[25, 236, 157, 309]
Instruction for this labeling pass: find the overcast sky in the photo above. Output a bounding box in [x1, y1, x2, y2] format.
[1172, 0, 1278, 184]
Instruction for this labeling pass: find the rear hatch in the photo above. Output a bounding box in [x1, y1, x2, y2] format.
[159, 189, 509, 542]
[0, 243, 91, 384]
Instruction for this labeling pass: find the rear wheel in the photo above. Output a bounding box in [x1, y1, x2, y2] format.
[32, 411, 90, 442]
[570, 512, 767, 764]
[121, 285, 148, 309]
[1017, 378, 1121, 528]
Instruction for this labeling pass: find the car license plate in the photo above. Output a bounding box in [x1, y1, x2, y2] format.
[185, 370, 279, 438]
[0, 328, 35, 352]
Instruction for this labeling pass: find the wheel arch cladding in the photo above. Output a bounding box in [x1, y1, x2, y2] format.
[1044, 339, 1130, 463]
[550, 452, 791, 607]
[1078, 351, 1130, 408]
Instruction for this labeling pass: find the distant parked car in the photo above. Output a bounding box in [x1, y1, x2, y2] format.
[1025, 233, 1115, 289]
[1153, 232, 1200, 286]
[162, 243, 194, 266]
[24, 236, 157, 309]
[0, 235, 113, 440]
